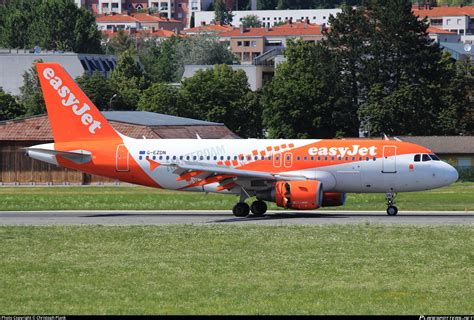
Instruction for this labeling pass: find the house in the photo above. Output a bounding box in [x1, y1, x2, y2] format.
[219, 21, 325, 64]
[0, 111, 238, 185]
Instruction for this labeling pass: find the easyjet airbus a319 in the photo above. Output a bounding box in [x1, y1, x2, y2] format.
[26, 63, 459, 216]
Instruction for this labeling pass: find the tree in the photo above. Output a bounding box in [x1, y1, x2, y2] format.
[139, 36, 181, 83]
[322, 4, 372, 133]
[214, 0, 234, 25]
[76, 72, 115, 111]
[137, 83, 183, 115]
[18, 61, 45, 116]
[180, 64, 263, 138]
[321, 0, 466, 136]
[0, 87, 25, 121]
[0, 0, 102, 53]
[262, 39, 355, 139]
[241, 15, 262, 27]
[109, 50, 148, 110]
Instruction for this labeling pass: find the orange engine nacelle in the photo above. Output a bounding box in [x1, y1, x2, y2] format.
[272, 181, 323, 210]
[321, 192, 347, 207]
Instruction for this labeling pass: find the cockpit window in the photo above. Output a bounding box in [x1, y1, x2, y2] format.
[414, 154, 421, 162]
[429, 154, 440, 161]
[422, 154, 431, 162]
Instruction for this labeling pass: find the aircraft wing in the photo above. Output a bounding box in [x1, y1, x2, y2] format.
[165, 162, 308, 191]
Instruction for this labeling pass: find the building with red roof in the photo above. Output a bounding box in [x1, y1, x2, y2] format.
[219, 20, 324, 64]
[412, 5, 474, 36]
[96, 12, 183, 33]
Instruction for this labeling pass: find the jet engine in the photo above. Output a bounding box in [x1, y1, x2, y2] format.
[321, 192, 346, 207]
[256, 180, 323, 210]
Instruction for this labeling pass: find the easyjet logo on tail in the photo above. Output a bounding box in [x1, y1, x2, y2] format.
[42, 68, 101, 134]
[308, 145, 377, 157]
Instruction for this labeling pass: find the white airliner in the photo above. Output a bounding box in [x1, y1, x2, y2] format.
[26, 63, 459, 216]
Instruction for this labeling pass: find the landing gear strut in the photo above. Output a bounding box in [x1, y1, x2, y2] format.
[250, 200, 267, 216]
[385, 192, 398, 216]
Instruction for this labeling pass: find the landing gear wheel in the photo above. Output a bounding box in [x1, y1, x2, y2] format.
[250, 200, 267, 216]
[233, 202, 250, 217]
[386, 206, 398, 216]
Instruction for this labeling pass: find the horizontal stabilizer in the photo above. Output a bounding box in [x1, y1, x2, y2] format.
[26, 148, 92, 164]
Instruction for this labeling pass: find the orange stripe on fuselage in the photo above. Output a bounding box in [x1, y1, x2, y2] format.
[236, 140, 430, 173]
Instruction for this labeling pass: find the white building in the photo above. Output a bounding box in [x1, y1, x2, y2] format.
[98, 0, 123, 14]
[194, 8, 341, 28]
[0, 49, 116, 95]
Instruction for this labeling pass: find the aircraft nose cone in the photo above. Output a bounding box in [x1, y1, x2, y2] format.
[446, 165, 459, 184]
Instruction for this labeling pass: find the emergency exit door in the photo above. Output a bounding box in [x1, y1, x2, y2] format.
[382, 145, 397, 173]
[116, 144, 130, 172]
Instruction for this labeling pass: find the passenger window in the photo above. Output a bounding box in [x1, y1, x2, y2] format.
[304, 156, 307, 161]
[247, 156, 251, 160]
[414, 154, 420, 162]
[324, 157, 328, 161]
[213, 156, 217, 160]
[200, 156, 203, 160]
[254, 156, 258, 160]
[331, 157, 335, 161]
[193, 156, 197, 160]
[422, 154, 431, 162]
[261, 156, 265, 160]
[297, 156, 301, 161]
[153, 156, 156, 160]
[220, 156, 224, 160]
[173, 156, 177, 160]
[207, 156, 210, 160]
[180, 156, 183, 160]
[311, 156, 314, 161]
[186, 156, 190, 160]
[234, 156, 238, 160]
[337, 156, 341, 160]
[227, 156, 231, 160]
[166, 156, 170, 160]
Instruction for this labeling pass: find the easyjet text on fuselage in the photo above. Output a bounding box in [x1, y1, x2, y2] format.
[308, 145, 377, 157]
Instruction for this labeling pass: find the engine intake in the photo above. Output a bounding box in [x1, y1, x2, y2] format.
[257, 180, 323, 210]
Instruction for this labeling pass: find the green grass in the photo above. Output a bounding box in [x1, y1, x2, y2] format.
[0, 225, 472, 314]
[0, 182, 472, 211]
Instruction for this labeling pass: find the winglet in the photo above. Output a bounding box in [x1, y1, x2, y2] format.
[36, 63, 121, 143]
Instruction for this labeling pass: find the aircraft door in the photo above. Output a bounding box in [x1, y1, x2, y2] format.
[116, 144, 130, 172]
[273, 154, 282, 168]
[283, 152, 293, 168]
[382, 146, 397, 173]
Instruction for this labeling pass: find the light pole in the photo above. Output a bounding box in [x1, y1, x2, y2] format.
[108, 93, 117, 111]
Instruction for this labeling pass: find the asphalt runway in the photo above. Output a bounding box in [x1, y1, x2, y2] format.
[0, 210, 472, 225]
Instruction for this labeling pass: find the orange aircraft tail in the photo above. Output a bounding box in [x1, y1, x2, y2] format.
[36, 63, 121, 143]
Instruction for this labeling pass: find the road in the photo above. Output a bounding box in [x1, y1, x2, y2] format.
[0, 210, 472, 225]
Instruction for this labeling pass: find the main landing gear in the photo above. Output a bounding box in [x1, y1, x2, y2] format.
[385, 192, 398, 216]
[232, 188, 267, 217]
[232, 200, 268, 217]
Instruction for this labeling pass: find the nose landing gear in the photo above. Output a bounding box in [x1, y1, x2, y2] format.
[385, 192, 398, 216]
